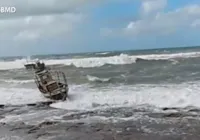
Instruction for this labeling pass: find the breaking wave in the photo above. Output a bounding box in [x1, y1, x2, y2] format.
[51, 81, 200, 111]
[0, 87, 48, 105]
[95, 52, 110, 55]
[1, 51, 200, 70]
[0, 79, 34, 84]
[86, 75, 111, 82]
[1, 81, 200, 111]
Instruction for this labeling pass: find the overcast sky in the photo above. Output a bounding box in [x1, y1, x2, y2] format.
[0, 0, 200, 56]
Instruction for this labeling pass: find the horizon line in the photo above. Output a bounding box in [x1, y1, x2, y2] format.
[1, 45, 200, 58]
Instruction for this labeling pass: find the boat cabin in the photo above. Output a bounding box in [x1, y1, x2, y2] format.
[34, 69, 68, 101]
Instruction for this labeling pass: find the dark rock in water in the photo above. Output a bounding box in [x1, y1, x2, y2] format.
[10, 122, 32, 131]
[27, 122, 58, 134]
[27, 101, 55, 107]
[147, 113, 164, 118]
[188, 109, 200, 112]
[63, 111, 96, 120]
[27, 103, 37, 107]
[25, 121, 59, 134]
[163, 113, 183, 118]
[0, 122, 6, 125]
[35, 132, 52, 139]
[123, 112, 133, 118]
[92, 103, 101, 108]
[40, 101, 55, 106]
[135, 58, 146, 62]
[0, 104, 5, 108]
[27, 126, 40, 134]
[38, 121, 58, 127]
[162, 107, 179, 111]
[162, 110, 199, 118]
[77, 122, 85, 125]
[63, 114, 84, 120]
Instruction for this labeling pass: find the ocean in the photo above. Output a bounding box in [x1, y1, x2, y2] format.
[1, 46, 200, 139]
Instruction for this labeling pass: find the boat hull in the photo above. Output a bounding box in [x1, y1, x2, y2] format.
[45, 92, 67, 101]
[24, 64, 36, 70]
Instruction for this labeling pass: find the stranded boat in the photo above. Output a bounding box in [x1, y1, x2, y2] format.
[24, 56, 37, 70]
[24, 63, 36, 70]
[24, 60, 46, 70]
[33, 61, 69, 101]
[24, 61, 36, 70]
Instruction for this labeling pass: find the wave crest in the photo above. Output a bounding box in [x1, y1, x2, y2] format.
[0, 51, 200, 70]
[0, 79, 34, 84]
[86, 75, 111, 82]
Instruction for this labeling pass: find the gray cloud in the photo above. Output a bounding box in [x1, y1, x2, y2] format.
[0, 0, 94, 18]
[0, 0, 92, 43]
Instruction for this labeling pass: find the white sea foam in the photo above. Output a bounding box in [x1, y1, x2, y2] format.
[51, 82, 200, 111]
[1, 81, 200, 110]
[0, 87, 48, 105]
[86, 75, 111, 82]
[95, 52, 110, 55]
[0, 79, 34, 84]
[0, 51, 200, 70]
